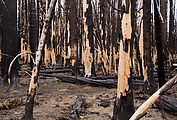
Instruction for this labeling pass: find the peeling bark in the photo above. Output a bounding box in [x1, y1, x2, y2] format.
[113, 0, 134, 119]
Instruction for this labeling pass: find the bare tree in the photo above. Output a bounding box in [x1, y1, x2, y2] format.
[21, 0, 57, 119]
[113, 0, 134, 119]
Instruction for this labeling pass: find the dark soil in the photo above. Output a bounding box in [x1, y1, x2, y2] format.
[0, 67, 177, 120]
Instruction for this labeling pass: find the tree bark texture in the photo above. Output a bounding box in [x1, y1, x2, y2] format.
[143, 0, 156, 95]
[154, 0, 166, 88]
[1, 0, 19, 84]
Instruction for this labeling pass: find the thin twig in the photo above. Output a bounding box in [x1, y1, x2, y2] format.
[106, 0, 121, 12]
[155, 0, 164, 23]
[0, 53, 14, 58]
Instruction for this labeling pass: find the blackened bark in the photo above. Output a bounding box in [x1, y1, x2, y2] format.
[133, 0, 143, 77]
[113, 0, 134, 119]
[143, 0, 156, 94]
[1, 0, 19, 84]
[154, 0, 166, 87]
[160, 0, 168, 59]
[113, 92, 134, 120]
[0, 1, 2, 55]
[86, 0, 95, 76]
[29, 0, 37, 68]
[169, 0, 175, 69]
[70, 0, 78, 64]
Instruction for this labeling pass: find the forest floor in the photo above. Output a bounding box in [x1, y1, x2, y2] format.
[0, 66, 177, 120]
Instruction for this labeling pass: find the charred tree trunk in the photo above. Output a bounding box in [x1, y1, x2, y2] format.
[0, 0, 2, 61]
[86, 0, 95, 76]
[1, 0, 19, 85]
[154, 0, 166, 87]
[169, 0, 175, 69]
[83, 0, 94, 77]
[29, 0, 37, 68]
[160, 0, 168, 61]
[70, 0, 78, 66]
[21, 0, 57, 119]
[143, 0, 156, 95]
[113, 0, 134, 119]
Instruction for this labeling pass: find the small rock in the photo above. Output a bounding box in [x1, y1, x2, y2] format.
[55, 104, 59, 107]
[99, 100, 111, 107]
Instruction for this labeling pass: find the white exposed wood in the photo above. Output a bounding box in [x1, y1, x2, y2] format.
[130, 74, 177, 120]
[117, 0, 132, 98]
[28, 0, 57, 93]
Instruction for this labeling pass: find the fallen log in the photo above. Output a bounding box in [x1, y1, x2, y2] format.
[155, 95, 177, 112]
[39, 73, 144, 89]
[68, 95, 85, 120]
[40, 73, 117, 87]
[129, 74, 177, 120]
[40, 69, 72, 74]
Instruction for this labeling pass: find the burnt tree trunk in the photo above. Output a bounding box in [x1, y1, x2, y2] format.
[154, 0, 166, 87]
[29, 0, 37, 68]
[169, 0, 175, 69]
[86, 0, 95, 76]
[113, 0, 134, 119]
[21, 0, 57, 119]
[0, 0, 2, 60]
[70, 0, 78, 66]
[1, 0, 19, 85]
[143, 0, 156, 94]
[160, 0, 168, 62]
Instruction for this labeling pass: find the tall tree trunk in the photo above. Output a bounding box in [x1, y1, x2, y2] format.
[0, 1, 2, 62]
[21, 0, 57, 119]
[169, 0, 175, 69]
[70, 0, 78, 66]
[83, 0, 94, 77]
[29, 0, 37, 68]
[1, 0, 19, 85]
[154, 0, 166, 87]
[143, 0, 156, 95]
[160, 0, 168, 61]
[113, 0, 134, 119]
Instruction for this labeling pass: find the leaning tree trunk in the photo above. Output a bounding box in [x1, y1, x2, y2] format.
[112, 0, 134, 119]
[1, 0, 19, 85]
[21, 0, 57, 119]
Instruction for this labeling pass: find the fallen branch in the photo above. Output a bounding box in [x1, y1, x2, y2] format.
[129, 74, 177, 120]
[40, 69, 72, 74]
[68, 95, 85, 120]
[0, 98, 22, 110]
[7, 52, 34, 88]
